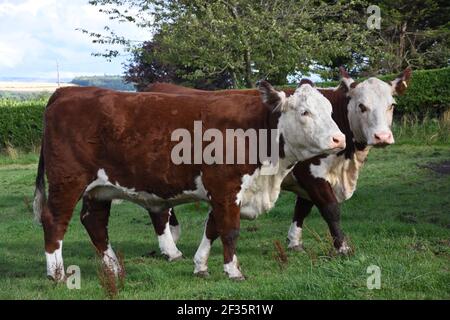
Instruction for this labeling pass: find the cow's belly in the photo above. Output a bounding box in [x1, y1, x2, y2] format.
[281, 173, 311, 201]
[85, 169, 209, 212]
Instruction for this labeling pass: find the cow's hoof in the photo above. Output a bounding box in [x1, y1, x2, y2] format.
[195, 270, 210, 278]
[167, 254, 183, 262]
[288, 244, 305, 252]
[229, 275, 246, 281]
[47, 274, 66, 283]
[337, 242, 352, 256]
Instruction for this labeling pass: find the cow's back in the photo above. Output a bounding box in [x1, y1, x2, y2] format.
[43, 87, 267, 198]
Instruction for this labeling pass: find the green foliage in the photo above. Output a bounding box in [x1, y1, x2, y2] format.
[86, 0, 373, 87]
[365, 0, 450, 74]
[71, 75, 135, 91]
[0, 91, 52, 101]
[0, 102, 45, 150]
[379, 67, 450, 116]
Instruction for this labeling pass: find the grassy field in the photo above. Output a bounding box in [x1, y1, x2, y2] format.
[0, 145, 449, 300]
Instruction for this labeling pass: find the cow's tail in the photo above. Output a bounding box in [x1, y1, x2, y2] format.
[32, 89, 60, 224]
[33, 145, 46, 224]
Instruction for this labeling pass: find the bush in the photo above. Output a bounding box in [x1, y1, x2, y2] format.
[0, 103, 45, 150]
[379, 67, 450, 117]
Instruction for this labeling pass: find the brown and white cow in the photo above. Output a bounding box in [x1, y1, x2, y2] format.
[33, 81, 345, 281]
[146, 67, 411, 257]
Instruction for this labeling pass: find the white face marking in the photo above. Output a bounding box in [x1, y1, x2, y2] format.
[158, 222, 183, 261]
[85, 169, 208, 212]
[193, 225, 212, 274]
[287, 222, 303, 248]
[46, 240, 65, 281]
[347, 78, 395, 145]
[103, 243, 121, 276]
[223, 255, 243, 279]
[279, 84, 345, 161]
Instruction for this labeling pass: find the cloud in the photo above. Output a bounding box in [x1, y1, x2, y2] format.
[0, 0, 150, 78]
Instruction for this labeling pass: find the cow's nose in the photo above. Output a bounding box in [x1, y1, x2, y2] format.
[374, 132, 393, 145]
[330, 134, 346, 150]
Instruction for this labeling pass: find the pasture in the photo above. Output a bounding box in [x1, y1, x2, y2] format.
[0, 144, 449, 299]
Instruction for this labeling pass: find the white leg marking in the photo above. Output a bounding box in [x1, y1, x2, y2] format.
[338, 240, 351, 254]
[45, 240, 65, 281]
[193, 231, 212, 275]
[102, 243, 121, 276]
[170, 224, 181, 244]
[158, 223, 183, 261]
[224, 255, 244, 279]
[287, 222, 303, 249]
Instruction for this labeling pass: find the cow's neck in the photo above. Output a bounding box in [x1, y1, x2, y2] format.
[312, 87, 372, 202]
[236, 111, 299, 220]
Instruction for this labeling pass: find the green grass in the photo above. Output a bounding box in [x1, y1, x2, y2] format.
[0, 145, 449, 299]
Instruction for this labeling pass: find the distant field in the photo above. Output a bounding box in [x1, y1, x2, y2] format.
[0, 82, 76, 93]
[0, 145, 449, 299]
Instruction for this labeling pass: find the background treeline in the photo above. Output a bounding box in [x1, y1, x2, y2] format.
[0, 68, 449, 151]
[70, 76, 134, 91]
[82, 0, 449, 90]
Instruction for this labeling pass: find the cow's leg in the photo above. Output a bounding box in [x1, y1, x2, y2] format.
[148, 209, 183, 261]
[213, 201, 243, 281]
[298, 179, 349, 254]
[317, 203, 349, 254]
[168, 208, 181, 244]
[287, 196, 314, 251]
[80, 197, 121, 275]
[193, 210, 218, 277]
[42, 180, 87, 281]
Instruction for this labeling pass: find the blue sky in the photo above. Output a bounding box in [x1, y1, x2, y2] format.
[0, 0, 150, 80]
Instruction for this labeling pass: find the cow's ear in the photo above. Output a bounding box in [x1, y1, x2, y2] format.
[391, 67, 412, 95]
[259, 80, 287, 113]
[338, 66, 358, 93]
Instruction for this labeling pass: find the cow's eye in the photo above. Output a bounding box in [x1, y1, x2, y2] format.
[301, 110, 310, 117]
[359, 103, 368, 113]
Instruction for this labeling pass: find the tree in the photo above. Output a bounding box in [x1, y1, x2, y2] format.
[365, 0, 450, 74]
[84, 0, 373, 86]
[124, 35, 234, 90]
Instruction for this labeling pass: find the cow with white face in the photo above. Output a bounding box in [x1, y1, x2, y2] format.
[145, 67, 412, 259]
[342, 69, 399, 146]
[34, 80, 345, 282]
[283, 67, 412, 254]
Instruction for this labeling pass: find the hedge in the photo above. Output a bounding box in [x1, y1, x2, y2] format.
[0, 104, 45, 150]
[317, 67, 450, 116]
[0, 67, 449, 150]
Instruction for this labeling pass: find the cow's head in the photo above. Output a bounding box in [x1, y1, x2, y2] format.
[259, 81, 345, 161]
[340, 67, 412, 147]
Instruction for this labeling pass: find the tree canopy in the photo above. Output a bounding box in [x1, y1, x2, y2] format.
[84, 0, 449, 88]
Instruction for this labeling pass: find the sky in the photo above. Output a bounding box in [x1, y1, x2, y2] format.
[0, 0, 150, 80]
